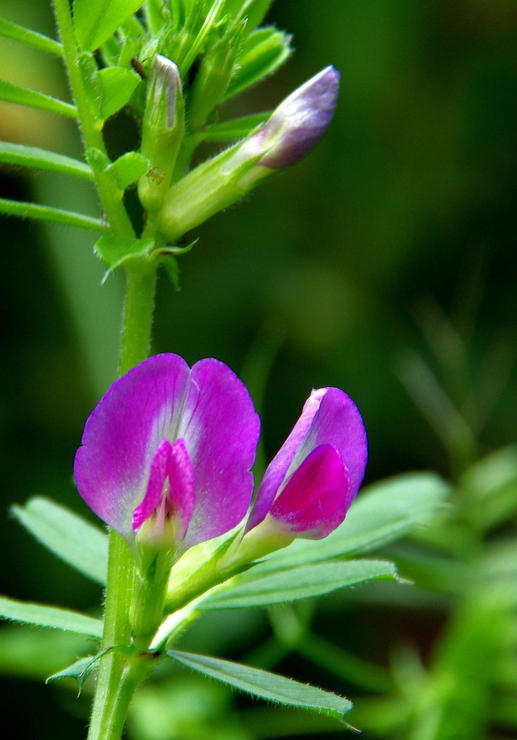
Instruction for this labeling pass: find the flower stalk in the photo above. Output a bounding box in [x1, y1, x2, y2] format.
[53, 3, 345, 738]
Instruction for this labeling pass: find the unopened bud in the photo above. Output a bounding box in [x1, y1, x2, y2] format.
[138, 55, 185, 215]
[157, 66, 340, 242]
[253, 65, 340, 168]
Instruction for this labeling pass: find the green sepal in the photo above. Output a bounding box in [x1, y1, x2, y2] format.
[156, 139, 266, 242]
[98, 66, 141, 120]
[167, 650, 353, 722]
[165, 528, 247, 614]
[204, 111, 270, 141]
[73, 0, 147, 51]
[109, 152, 150, 190]
[226, 26, 292, 100]
[94, 235, 155, 271]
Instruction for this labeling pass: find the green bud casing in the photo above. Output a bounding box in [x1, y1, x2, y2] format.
[138, 55, 185, 215]
[157, 66, 340, 242]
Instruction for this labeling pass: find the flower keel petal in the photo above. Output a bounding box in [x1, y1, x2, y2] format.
[270, 444, 352, 538]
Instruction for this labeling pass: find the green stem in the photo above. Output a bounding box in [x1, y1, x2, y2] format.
[52, 0, 135, 237]
[87, 260, 158, 740]
[87, 533, 136, 740]
[119, 261, 158, 375]
[53, 4, 162, 737]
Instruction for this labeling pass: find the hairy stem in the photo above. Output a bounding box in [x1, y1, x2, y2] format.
[52, 0, 135, 237]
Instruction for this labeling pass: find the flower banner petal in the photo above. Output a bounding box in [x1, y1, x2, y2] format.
[178, 358, 260, 547]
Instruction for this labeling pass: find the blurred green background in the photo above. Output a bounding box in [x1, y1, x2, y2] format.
[1, 0, 517, 738]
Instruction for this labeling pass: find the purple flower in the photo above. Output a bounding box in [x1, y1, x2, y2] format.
[246, 388, 367, 540]
[74, 354, 260, 553]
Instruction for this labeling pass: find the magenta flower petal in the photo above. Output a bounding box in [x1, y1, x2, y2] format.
[132, 438, 174, 532]
[74, 354, 259, 551]
[131, 438, 195, 541]
[176, 358, 260, 548]
[270, 444, 352, 539]
[247, 387, 367, 536]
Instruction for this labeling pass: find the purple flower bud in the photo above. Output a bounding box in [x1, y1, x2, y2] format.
[247, 387, 367, 540]
[247, 66, 340, 170]
[74, 354, 260, 556]
[157, 66, 340, 242]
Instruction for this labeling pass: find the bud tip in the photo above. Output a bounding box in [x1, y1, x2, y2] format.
[259, 65, 340, 169]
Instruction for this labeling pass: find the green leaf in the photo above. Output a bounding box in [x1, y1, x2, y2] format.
[202, 559, 398, 609]
[0, 18, 63, 56]
[0, 595, 102, 637]
[108, 151, 149, 190]
[204, 112, 270, 141]
[73, 0, 146, 51]
[94, 235, 154, 271]
[258, 472, 450, 574]
[0, 625, 92, 680]
[0, 141, 93, 180]
[168, 650, 352, 721]
[461, 446, 517, 530]
[0, 79, 77, 118]
[47, 655, 100, 694]
[98, 67, 141, 120]
[12, 496, 108, 585]
[225, 0, 274, 32]
[0, 198, 104, 231]
[226, 27, 292, 100]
